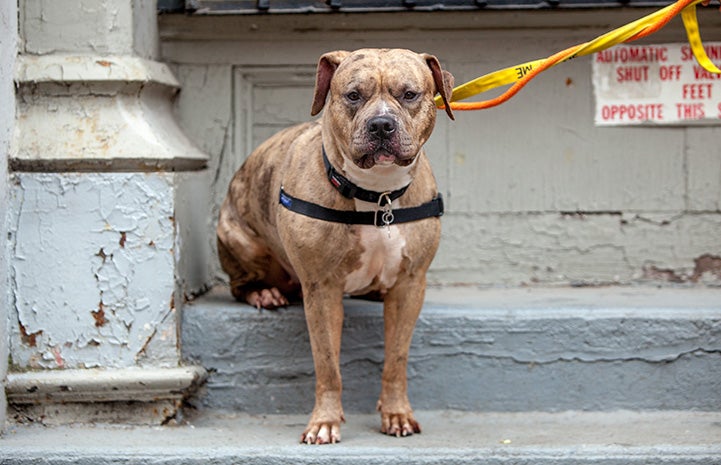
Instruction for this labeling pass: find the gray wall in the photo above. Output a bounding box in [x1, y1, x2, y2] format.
[160, 9, 721, 289]
[1, 0, 18, 428]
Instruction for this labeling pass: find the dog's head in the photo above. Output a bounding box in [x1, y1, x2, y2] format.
[311, 49, 454, 170]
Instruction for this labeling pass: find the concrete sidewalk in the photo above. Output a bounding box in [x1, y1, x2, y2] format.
[2, 410, 721, 464]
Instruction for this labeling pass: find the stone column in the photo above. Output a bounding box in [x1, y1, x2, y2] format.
[5, 0, 207, 424]
[0, 0, 19, 431]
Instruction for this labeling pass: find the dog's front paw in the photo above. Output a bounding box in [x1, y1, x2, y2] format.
[301, 419, 342, 445]
[377, 401, 421, 437]
[380, 412, 421, 437]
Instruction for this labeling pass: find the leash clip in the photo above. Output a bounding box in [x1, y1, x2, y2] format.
[375, 192, 394, 236]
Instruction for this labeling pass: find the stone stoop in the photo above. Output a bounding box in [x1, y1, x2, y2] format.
[2, 410, 720, 464]
[2, 286, 720, 464]
[181, 286, 721, 414]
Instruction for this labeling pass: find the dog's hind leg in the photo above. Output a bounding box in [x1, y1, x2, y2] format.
[217, 202, 295, 309]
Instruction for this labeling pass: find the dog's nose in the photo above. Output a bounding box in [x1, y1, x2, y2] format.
[367, 116, 396, 139]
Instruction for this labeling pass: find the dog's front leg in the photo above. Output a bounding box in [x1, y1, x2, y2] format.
[377, 275, 425, 437]
[300, 283, 345, 445]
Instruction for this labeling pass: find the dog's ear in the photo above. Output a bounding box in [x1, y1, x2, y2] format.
[311, 51, 350, 116]
[423, 54, 455, 121]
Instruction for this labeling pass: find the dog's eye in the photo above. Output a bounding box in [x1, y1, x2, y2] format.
[346, 91, 362, 102]
[403, 91, 419, 101]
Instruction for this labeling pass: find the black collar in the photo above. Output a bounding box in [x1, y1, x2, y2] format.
[278, 147, 443, 226]
[322, 146, 409, 203]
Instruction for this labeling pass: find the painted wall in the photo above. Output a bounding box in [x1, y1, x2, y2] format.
[160, 9, 721, 288]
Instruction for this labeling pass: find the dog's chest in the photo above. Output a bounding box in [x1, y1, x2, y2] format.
[344, 224, 406, 295]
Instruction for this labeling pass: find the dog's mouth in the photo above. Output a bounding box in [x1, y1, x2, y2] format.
[355, 144, 414, 169]
[373, 151, 398, 165]
[355, 151, 414, 169]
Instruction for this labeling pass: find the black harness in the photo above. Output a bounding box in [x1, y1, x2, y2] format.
[278, 147, 444, 227]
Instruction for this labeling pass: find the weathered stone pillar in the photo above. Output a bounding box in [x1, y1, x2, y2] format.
[0, 0, 19, 431]
[5, 0, 207, 424]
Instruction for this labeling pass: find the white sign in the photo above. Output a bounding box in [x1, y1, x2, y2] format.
[592, 42, 721, 126]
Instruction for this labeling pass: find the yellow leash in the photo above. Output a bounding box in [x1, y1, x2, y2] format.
[435, 0, 721, 111]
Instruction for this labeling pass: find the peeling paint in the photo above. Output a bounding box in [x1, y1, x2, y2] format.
[642, 264, 686, 284]
[692, 254, 721, 283]
[8, 173, 180, 369]
[91, 303, 107, 327]
[51, 347, 64, 368]
[18, 323, 41, 348]
[431, 212, 721, 286]
[641, 254, 721, 285]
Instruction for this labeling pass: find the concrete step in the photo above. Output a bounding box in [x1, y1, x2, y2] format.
[2, 410, 721, 464]
[181, 286, 721, 413]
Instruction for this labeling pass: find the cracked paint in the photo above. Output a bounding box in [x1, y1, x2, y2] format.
[8, 172, 179, 369]
[432, 212, 721, 286]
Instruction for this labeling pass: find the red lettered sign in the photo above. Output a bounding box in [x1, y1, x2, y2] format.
[593, 43, 721, 126]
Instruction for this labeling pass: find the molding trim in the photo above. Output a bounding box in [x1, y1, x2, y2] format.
[5, 366, 207, 404]
[13, 55, 208, 172]
[15, 55, 181, 88]
[9, 157, 208, 173]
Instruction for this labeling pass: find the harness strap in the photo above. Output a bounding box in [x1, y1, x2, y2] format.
[279, 187, 443, 226]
